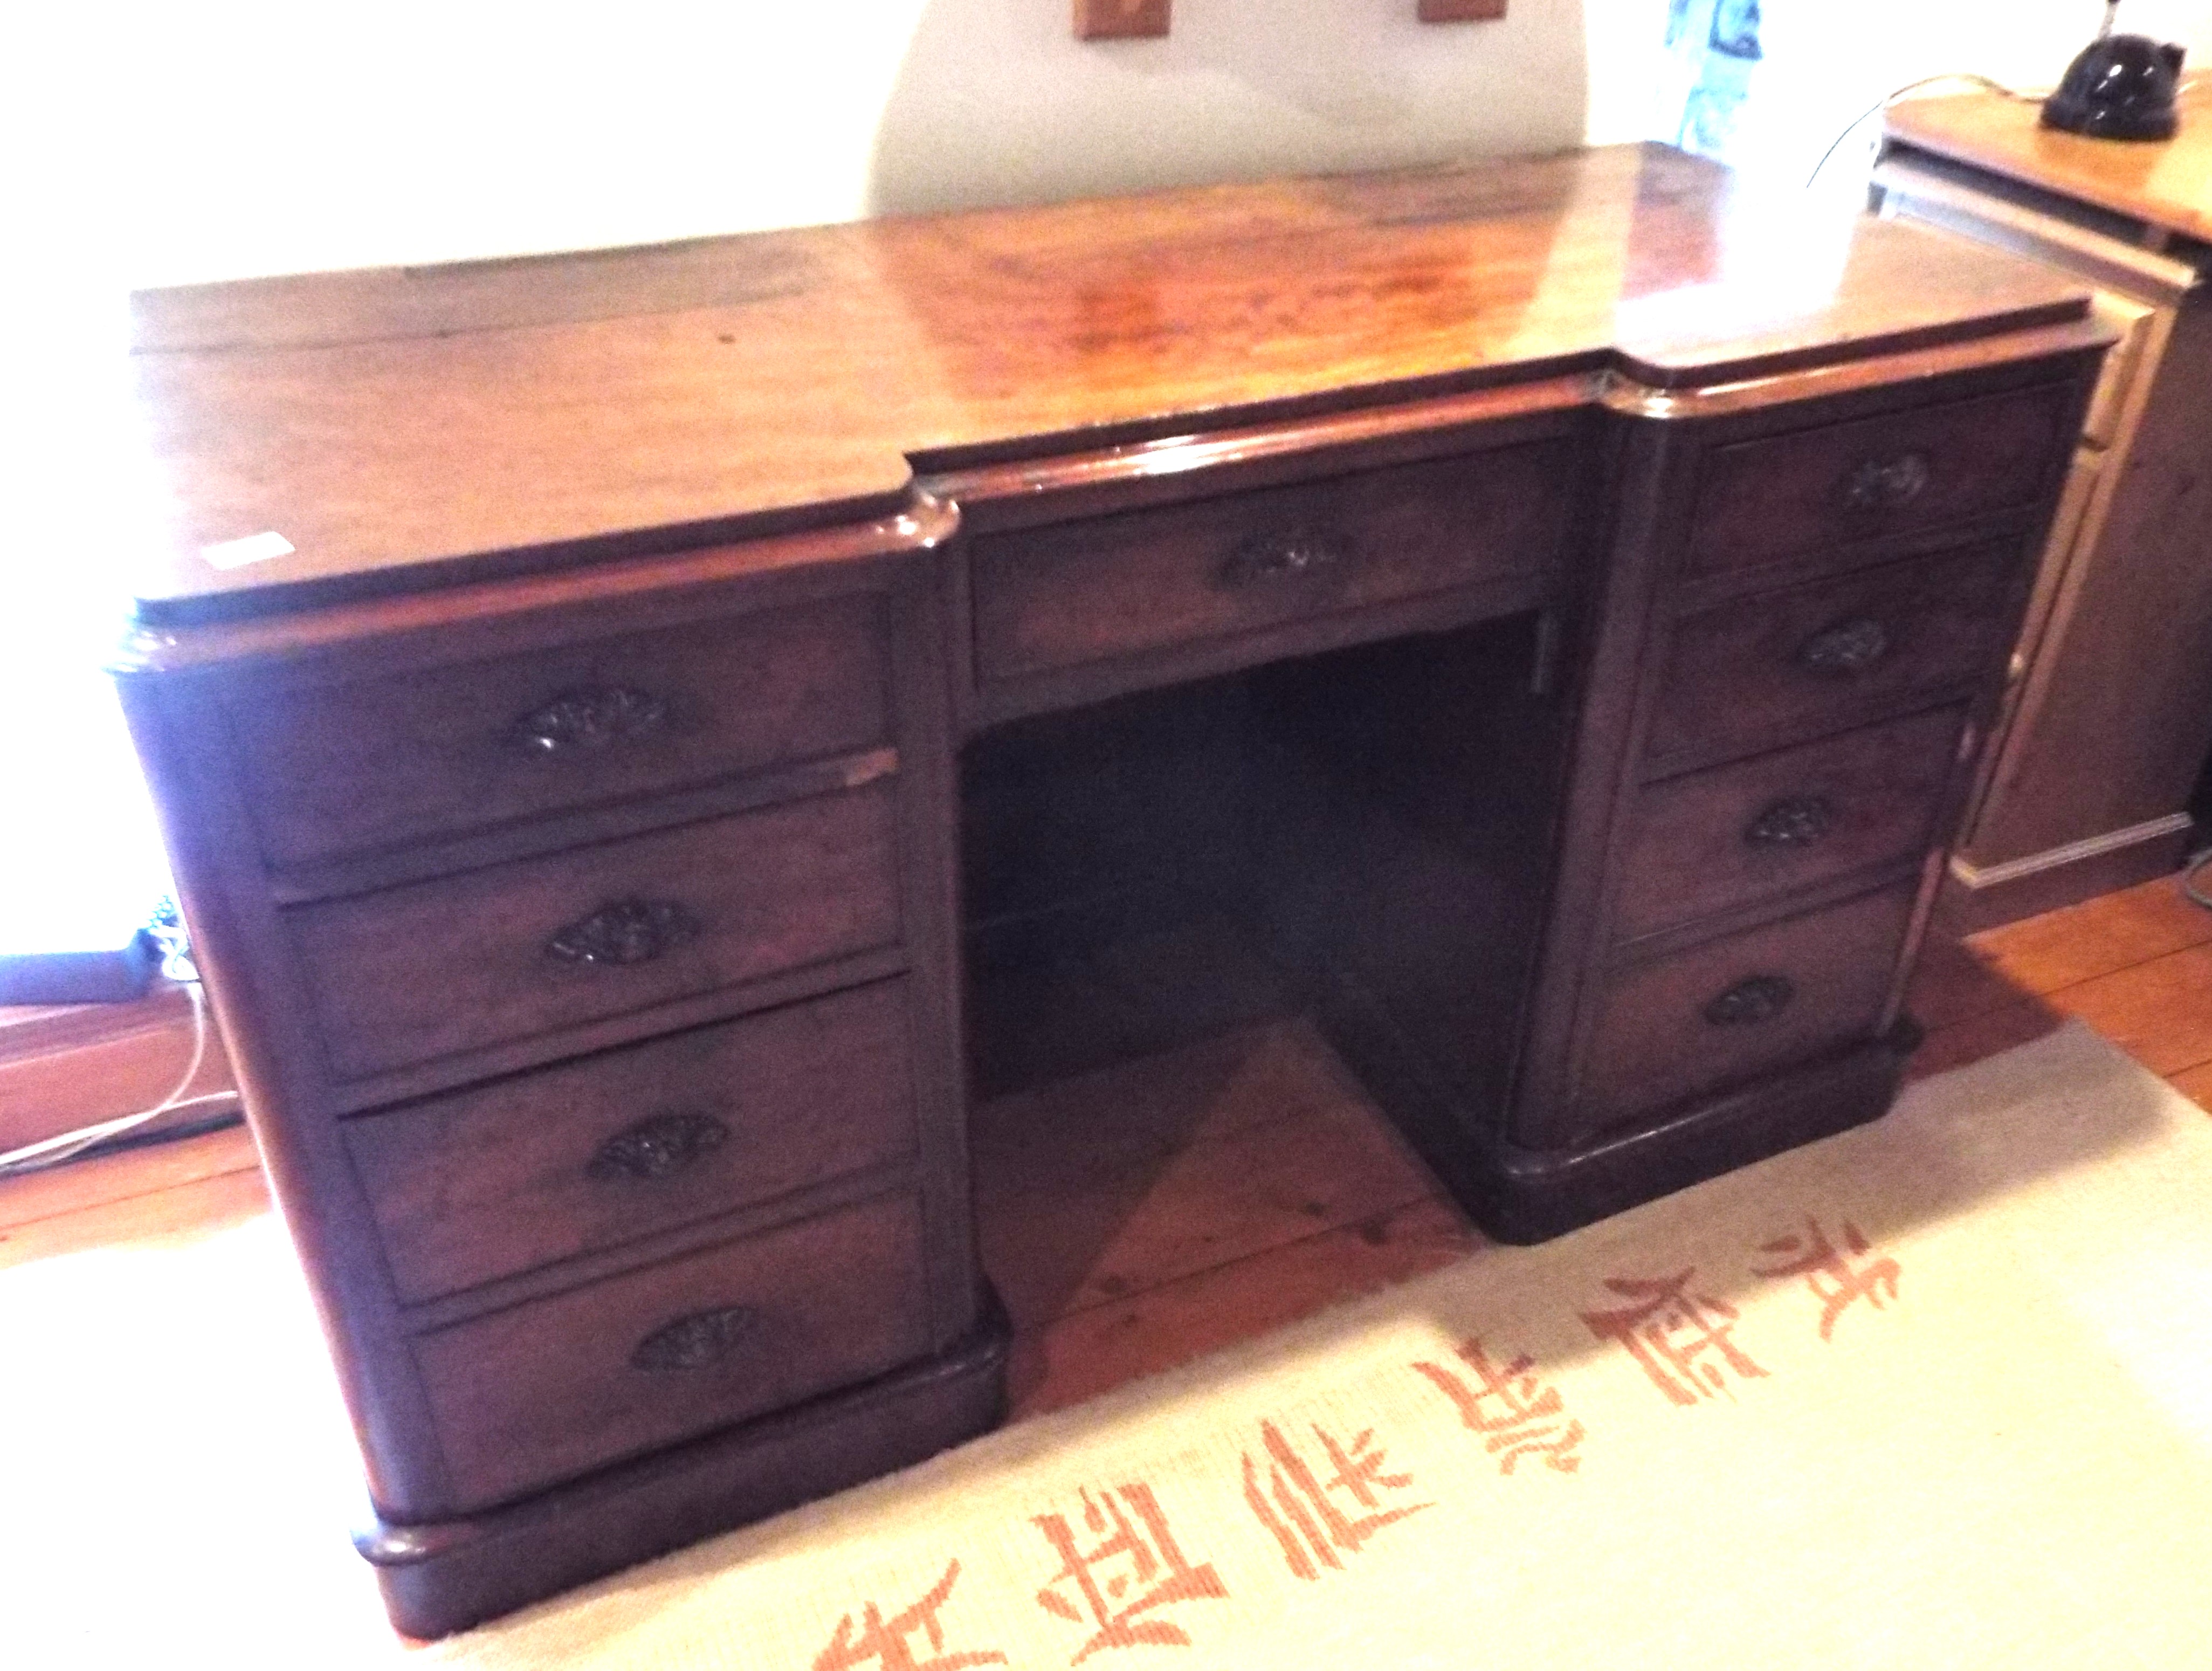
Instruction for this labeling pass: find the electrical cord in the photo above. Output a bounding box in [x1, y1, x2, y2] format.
[0, 905, 244, 1179]
[2185, 848, 2212, 912]
[1804, 73, 2042, 190]
[0, 978, 240, 1178]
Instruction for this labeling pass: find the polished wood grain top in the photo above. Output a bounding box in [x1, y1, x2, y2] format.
[127, 144, 2090, 622]
[1885, 83, 2212, 241]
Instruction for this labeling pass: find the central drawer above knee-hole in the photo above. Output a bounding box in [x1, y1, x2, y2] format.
[968, 441, 1577, 686]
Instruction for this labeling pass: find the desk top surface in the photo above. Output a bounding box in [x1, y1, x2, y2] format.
[126, 144, 2089, 623]
[1884, 84, 2212, 242]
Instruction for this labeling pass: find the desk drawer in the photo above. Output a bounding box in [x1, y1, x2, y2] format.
[1647, 541, 2016, 768]
[290, 782, 902, 1081]
[971, 441, 1574, 681]
[345, 980, 919, 1303]
[1577, 882, 1917, 1138]
[1686, 383, 2072, 577]
[226, 594, 890, 866]
[411, 1190, 929, 1511]
[1614, 706, 1964, 941]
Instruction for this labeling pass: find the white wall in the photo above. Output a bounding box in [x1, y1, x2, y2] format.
[50, 1, 2211, 291]
[92, 0, 1588, 290]
[26, 1, 2209, 290]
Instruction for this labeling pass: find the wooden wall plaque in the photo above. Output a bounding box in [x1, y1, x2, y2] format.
[1075, 0, 1172, 39]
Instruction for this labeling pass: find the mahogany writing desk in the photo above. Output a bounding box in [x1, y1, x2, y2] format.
[112, 145, 2103, 1635]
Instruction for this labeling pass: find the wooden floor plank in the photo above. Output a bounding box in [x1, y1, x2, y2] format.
[1906, 999, 2069, 1082]
[1005, 1195, 1485, 1419]
[1968, 875, 2212, 998]
[969, 1017, 1351, 1158]
[2038, 941, 2212, 1077]
[1905, 933, 2035, 1029]
[983, 1098, 1442, 1331]
[1910, 877, 2212, 1029]
[0, 1164, 270, 1270]
[0, 1121, 260, 1233]
[2166, 1061, 2212, 1114]
[973, 1021, 1442, 1331]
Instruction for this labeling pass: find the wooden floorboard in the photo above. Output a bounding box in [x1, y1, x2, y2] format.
[0, 1161, 268, 1270]
[1964, 875, 2212, 996]
[1910, 874, 2212, 1085]
[2169, 1059, 2212, 1112]
[1007, 1195, 1485, 1418]
[0, 1122, 261, 1237]
[973, 1017, 1443, 1332]
[1906, 996, 2068, 1082]
[2036, 941, 2212, 1077]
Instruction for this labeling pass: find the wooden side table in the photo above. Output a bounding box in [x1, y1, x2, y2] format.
[1878, 88, 2212, 927]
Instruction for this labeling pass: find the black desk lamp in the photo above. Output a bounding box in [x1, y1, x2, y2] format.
[2042, 0, 2185, 140]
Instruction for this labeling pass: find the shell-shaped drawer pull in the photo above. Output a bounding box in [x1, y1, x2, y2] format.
[546, 898, 701, 966]
[1703, 974, 1795, 1027]
[511, 685, 671, 755]
[629, 1304, 760, 1373]
[1218, 527, 1354, 588]
[587, 1111, 731, 1182]
[1839, 451, 1932, 512]
[1744, 795, 1834, 849]
[1795, 617, 1891, 678]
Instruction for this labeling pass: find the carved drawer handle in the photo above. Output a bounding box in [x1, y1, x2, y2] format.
[1796, 617, 1891, 677]
[630, 1304, 760, 1372]
[588, 1111, 731, 1182]
[1703, 974, 1795, 1027]
[1839, 451, 1932, 513]
[512, 686, 670, 755]
[546, 898, 701, 966]
[1218, 528, 1353, 588]
[1744, 795, 1834, 849]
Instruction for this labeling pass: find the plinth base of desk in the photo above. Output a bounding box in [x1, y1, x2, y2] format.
[357, 1291, 1012, 1640]
[1466, 1023, 1924, 1243]
[1323, 975, 1922, 1244]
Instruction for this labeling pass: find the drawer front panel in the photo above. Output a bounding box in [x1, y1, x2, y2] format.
[971, 441, 1575, 680]
[1686, 383, 2072, 576]
[412, 1191, 929, 1510]
[227, 594, 890, 865]
[1614, 706, 1965, 941]
[291, 783, 902, 1081]
[1577, 883, 1918, 1138]
[1648, 542, 2016, 767]
[345, 980, 920, 1303]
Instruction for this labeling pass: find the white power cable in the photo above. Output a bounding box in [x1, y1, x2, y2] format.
[2185, 848, 2212, 912]
[0, 979, 240, 1177]
[1804, 73, 2041, 190]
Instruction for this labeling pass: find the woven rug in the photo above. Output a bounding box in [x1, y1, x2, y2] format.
[11, 1020, 2212, 1668]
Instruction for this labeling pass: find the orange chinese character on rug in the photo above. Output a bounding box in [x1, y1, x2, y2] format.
[1582, 1269, 1769, 1406]
[1412, 1337, 1587, 1474]
[1240, 1418, 1432, 1580]
[1752, 1215, 1902, 1340]
[1031, 1483, 1229, 1664]
[811, 1559, 1008, 1671]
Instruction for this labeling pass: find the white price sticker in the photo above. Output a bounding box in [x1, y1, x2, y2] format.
[201, 531, 296, 569]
